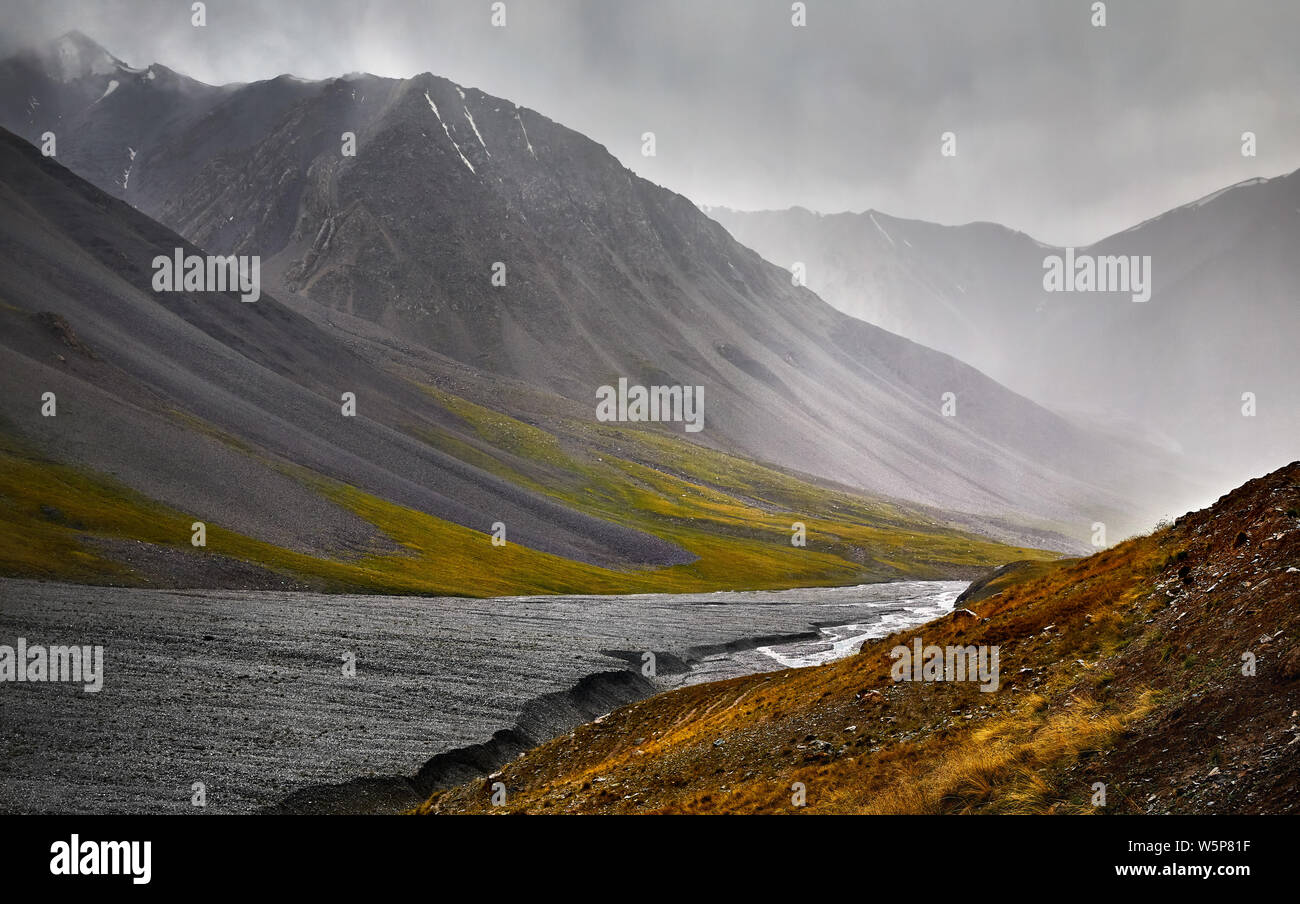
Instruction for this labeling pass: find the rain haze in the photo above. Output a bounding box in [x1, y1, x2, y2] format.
[3, 0, 1298, 245]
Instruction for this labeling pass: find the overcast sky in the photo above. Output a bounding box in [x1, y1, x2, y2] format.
[3, 0, 1298, 245]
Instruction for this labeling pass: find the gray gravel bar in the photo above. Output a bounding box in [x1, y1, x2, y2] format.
[0, 578, 964, 814]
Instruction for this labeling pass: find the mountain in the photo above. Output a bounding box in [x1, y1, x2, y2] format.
[0, 125, 1081, 592]
[704, 206, 1049, 380]
[0, 33, 1205, 543]
[709, 178, 1300, 489]
[0, 31, 230, 203]
[0, 127, 691, 580]
[418, 460, 1300, 814]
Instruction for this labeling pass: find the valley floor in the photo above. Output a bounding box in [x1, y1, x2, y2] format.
[0, 578, 962, 814]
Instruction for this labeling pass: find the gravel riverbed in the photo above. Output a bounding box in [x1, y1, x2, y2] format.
[0, 578, 963, 813]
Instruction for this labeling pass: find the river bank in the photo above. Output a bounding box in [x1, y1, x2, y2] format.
[0, 578, 962, 814]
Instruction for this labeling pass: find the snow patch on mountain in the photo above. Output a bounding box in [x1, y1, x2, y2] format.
[463, 107, 490, 155]
[869, 212, 895, 247]
[424, 90, 475, 173]
[94, 79, 119, 104]
[515, 107, 536, 159]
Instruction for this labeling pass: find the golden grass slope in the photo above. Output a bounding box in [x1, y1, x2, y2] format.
[418, 461, 1300, 813]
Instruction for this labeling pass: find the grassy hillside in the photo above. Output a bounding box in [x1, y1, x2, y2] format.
[417, 461, 1300, 811]
[0, 381, 1054, 596]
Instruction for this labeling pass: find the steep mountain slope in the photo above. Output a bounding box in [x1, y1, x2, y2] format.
[0, 34, 1200, 541]
[420, 461, 1300, 814]
[0, 31, 237, 204]
[710, 178, 1300, 487]
[0, 127, 1061, 592]
[0, 128, 686, 572]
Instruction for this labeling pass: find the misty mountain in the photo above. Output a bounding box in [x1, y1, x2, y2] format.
[0, 33, 1205, 541]
[0, 125, 1086, 597]
[0, 126, 694, 577]
[709, 177, 1300, 488]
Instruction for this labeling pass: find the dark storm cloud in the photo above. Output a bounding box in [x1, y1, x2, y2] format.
[3, 0, 1297, 243]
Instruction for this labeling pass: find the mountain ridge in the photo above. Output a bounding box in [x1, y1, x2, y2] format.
[709, 172, 1300, 493]
[0, 32, 1207, 542]
[0, 124, 1077, 593]
[0, 33, 1227, 543]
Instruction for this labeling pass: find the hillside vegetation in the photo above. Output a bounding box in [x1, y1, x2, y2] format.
[419, 462, 1300, 812]
[0, 395, 1053, 596]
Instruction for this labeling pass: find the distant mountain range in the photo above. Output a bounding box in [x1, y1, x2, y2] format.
[0, 32, 1224, 580]
[708, 172, 1300, 489]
